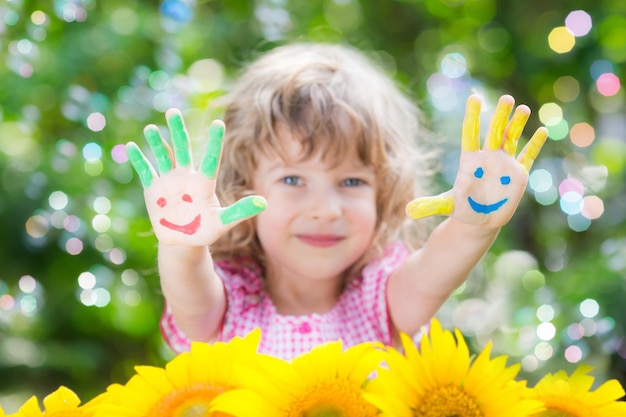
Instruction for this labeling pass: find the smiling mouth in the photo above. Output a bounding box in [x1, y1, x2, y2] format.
[467, 197, 508, 214]
[296, 234, 344, 248]
[160, 215, 201, 235]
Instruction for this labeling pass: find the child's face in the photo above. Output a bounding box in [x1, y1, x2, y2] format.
[252, 129, 377, 284]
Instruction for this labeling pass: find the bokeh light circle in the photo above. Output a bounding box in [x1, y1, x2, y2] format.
[548, 26, 576, 53]
[596, 73, 621, 96]
[581, 195, 604, 220]
[569, 122, 595, 147]
[565, 10, 592, 37]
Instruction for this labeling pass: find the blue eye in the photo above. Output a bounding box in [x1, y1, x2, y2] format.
[282, 176, 302, 186]
[342, 178, 363, 187]
[500, 176, 511, 185]
[474, 167, 484, 178]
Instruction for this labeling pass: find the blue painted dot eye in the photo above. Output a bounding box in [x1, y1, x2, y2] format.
[474, 167, 484, 178]
[500, 176, 511, 185]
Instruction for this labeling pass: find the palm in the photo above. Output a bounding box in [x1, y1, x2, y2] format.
[126, 109, 266, 246]
[406, 95, 547, 228]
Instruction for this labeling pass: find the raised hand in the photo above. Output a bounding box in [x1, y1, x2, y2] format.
[126, 109, 266, 246]
[406, 94, 547, 228]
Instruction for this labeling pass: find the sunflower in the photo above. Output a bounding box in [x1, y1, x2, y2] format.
[210, 339, 385, 417]
[94, 329, 262, 417]
[528, 364, 626, 417]
[12, 385, 99, 417]
[363, 318, 544, 417]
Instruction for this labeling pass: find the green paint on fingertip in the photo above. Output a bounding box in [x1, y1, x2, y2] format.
[144, 126, 173, 174]
[220, 196, 267, 225]
[126, 143, 153, 187]
[201, 122, 224, 178]
[167, 111, 192, 167]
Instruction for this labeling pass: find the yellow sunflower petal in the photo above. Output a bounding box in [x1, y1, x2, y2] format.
[163, 351, 191, 387]
[232, 356, 294, 405]
[362, 390, 412, 417]
[123, 374, 164, 405]
[590, 379, 626, 405]
[134, 366, 176, 395]
[188, 342, 222, 383]
[530, 364, 626, 417]
[17, 396, 42, 417]
[42, 386, 81, 411]
[210, 388, 276, 417]
[330, 341, 383, 382]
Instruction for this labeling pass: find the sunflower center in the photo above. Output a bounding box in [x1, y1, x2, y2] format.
[288, 381, 378, 417]
[416, 384, 483, 417]
[147, 382, 229, 417]
[302, 404, 344, 417]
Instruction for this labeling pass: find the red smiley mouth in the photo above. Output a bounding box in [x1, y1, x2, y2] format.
[160, 215, 201, 235]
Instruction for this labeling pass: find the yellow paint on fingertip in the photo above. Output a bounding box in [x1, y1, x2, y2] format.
[462, 96, 482, 152]
[503, 107, 530, 155]
[486, 97, 514, 150]
[520, 127, 548, 172]
[406, 196, 455, 219]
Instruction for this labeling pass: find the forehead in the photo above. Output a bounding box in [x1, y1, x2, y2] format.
[257, 124, 368, 170]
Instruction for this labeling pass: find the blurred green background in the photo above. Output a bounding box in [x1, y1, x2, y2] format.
[1, 0, 625, 410]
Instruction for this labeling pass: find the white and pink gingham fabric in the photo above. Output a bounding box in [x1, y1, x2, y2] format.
[160, 242, 410, 360]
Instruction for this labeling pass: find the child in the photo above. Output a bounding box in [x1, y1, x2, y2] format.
[126, 43, 547, 360]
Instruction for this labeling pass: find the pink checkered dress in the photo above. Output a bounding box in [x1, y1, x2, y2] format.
[160, 242, 410, 360]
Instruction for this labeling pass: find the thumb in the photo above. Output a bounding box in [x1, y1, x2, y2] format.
[219, 195, 267, 226]
[406, 192, 455, 219]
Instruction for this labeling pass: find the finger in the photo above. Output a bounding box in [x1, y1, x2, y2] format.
[143, 124, 173, 175]
[485, 95, 515, 150]
[518, 127, 548, 172]
[502, 105, 530, 156]
[166, 108, 192, 167]
[126, 142, 156, 188]
[219, 196, 267, 226]
[200, 120, 225, 179]
[406, 195, 455, 219]
[462, 95, 482, 152]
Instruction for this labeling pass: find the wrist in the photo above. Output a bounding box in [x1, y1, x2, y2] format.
[158, 242, 211, 260]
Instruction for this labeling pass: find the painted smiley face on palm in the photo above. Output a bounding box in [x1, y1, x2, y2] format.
[467, 166, 510, 214]
[156, 193, 202, 235]
[142, 170, 219, 243]
[450, 148, 530, 226]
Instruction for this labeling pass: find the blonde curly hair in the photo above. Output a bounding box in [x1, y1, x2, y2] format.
[212, 43, 435, 273]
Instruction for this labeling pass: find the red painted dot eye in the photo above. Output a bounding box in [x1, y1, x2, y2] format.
[182, 194, 193, 203]
[157, 197, 167, 207]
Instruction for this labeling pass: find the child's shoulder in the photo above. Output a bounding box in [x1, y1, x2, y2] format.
[355, 241, 410, 285]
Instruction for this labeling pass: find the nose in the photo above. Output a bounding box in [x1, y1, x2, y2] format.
[304, 185, 342, 220]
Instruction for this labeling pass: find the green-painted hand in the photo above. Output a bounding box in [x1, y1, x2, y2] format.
[406, 94, 547, 228]
[126, 109, 266, 246]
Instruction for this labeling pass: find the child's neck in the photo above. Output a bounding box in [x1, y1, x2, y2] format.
[265, 269, 344, 316]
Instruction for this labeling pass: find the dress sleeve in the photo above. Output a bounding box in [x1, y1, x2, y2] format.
[160, 303, 191, 354]
[159, 259, 263, 354]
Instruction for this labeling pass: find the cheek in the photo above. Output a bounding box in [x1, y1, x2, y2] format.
[254, 203, 290, 237]
[349, 198, 378, 234]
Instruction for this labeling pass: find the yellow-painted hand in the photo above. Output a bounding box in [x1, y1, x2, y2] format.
[406, 94, 548, 228]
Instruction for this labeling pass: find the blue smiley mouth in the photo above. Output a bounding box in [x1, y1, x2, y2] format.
[468, 197, 508, 214]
